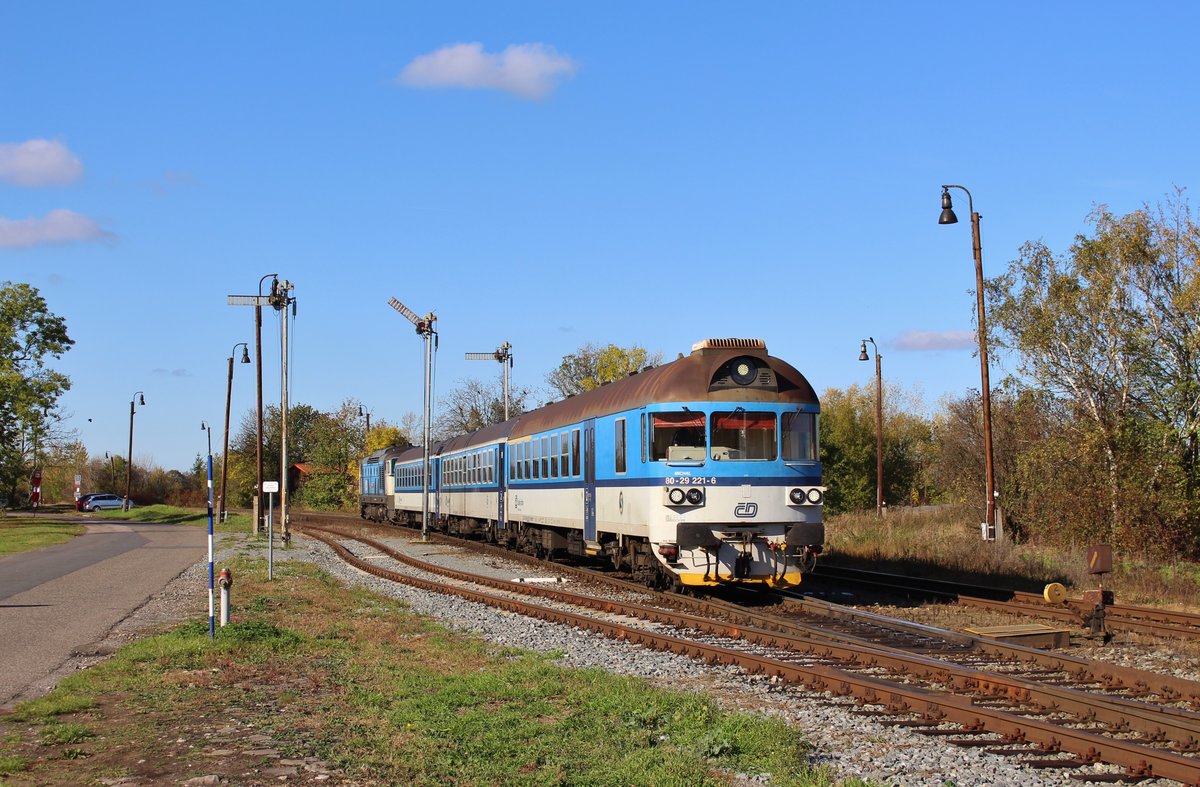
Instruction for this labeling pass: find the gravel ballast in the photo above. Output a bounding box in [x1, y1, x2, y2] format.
[55, 531, 1193, 787]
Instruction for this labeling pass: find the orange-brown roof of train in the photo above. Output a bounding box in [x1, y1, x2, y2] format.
[509, 345, 817, 439]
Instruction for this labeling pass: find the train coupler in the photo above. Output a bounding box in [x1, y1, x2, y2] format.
[733, 552, 752, 579]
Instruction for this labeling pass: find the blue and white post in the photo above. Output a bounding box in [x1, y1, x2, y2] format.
[207, 452, 214, 639]
[202, 421, 214, 640]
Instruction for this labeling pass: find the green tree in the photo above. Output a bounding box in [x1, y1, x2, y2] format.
[225, 400, 372, 511]
[987, 195, 1200, 553]
[819, 383, 932, 514]
[435, 377, 533, 438]
[546, 342, 663, 399]
[0, 282, 74, 503]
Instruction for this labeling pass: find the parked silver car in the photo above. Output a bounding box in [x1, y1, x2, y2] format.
[82, 494, 133, 511]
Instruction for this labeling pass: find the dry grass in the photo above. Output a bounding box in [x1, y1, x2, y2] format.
[825, 505, 1200, 612]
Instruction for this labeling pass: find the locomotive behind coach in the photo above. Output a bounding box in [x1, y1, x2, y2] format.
[361, 338, 824, 589]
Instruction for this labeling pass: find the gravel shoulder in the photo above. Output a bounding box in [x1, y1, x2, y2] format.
[29, 531, 1196, 787]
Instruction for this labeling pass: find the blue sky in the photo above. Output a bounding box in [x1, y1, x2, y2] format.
[3, 2, 1198, 472]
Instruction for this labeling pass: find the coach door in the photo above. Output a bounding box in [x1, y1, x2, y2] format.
[583, 419, 597, 542]
[432, 457, 441, 525]
[496, 444, 506, 532]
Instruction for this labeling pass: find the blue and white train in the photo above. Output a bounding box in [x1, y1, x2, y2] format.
[360, 338, 824, 589]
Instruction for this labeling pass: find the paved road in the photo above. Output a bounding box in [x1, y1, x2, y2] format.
[0, 520, 205, 709]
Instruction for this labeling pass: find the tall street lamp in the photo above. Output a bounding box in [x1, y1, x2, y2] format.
[858, 338, 884, 517]
[358, 405, 371, 444]
[939, 184, 997, 538]
[125, 391, 145, 511]
[227, 273, 277, 534]
[104, 452, 116, 490]
[220, 342, 251, 522]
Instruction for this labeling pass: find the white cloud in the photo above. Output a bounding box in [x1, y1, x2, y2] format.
[397, 43, 576, 100]
[0, 209, 112, 249]
[0, 139, 84, 187]
[893, 330, 976, 351]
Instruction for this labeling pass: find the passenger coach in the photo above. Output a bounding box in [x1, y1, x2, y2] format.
[362, 338, 824, 590]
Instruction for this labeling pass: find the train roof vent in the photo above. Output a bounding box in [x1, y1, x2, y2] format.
[690, 338, 767, 355]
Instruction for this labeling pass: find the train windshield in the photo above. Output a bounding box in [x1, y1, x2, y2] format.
[650, 411, 706, 461]
[710, 411, 777, 461]
[782, 411, 818, 461]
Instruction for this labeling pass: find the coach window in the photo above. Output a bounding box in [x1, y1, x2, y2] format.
[651, 411, 706, 461]
[615, 418, 627, 474]
[571, 429, 581, 477]
[550, 434, 560, 478]
[560, 431, 570, 477]
[532, 440, 541, 480]
[711, 411, 777, 461]
[640, 413, 647, 463]
[525, 442, 533, 480]
[541, 436, 550, 478]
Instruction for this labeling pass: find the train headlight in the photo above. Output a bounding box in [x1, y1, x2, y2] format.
[668, 488, 686, 505]
[730, 357, 758, 386]
[685, 488, 704, 505]
[787, 486, 825, 506]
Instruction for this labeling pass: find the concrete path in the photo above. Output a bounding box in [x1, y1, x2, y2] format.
[0, 520, 206, 709]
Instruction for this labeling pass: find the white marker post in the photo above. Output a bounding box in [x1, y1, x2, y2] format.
[263, 481, 279, 580]
[206, 453, 215, 639]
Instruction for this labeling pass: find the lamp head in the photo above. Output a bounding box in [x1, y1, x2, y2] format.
[858, 341, 869, 362]
[358, 405, 364, 417]
[137, 393, 145, 406]
[239, 345, 251, 364]
[939, 188, 958, 225]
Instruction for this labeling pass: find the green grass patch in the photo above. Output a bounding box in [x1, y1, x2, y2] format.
[90, 504, 252, 533]
[0, 754, 27, 775]
[3, 695, 95, 724]
[0, 517, 86, 556]
[0, 555, 845, 785]
[38, 724, 93, 746]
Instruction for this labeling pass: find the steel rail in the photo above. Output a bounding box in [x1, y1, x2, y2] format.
[299, 525, 1200, 784]
[301, 513, 1200, 710]
[813, 564, 1200, 640]
[298, 513, 1200, 709]
[308, 526, 1200, 744]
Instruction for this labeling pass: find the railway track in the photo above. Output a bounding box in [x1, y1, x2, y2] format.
[294, 514, 1200, 784]
[811, 564, 1200, 641]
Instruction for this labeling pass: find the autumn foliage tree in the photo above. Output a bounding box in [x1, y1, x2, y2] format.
[986, 192, 1200, 555]
[545, 342, 664, 399]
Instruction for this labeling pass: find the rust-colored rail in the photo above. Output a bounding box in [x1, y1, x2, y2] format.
[812, 564, 1200, 640]
[297, 522, 1200, 784]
